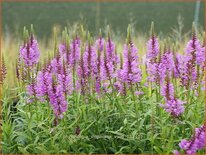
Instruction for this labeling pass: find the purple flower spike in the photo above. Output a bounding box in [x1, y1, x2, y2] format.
[146, 36, 159, 60]
[95, 37, 105, 52]
[20, 37, 40, 66]
[146, 34, 160, 83]
[160, 80, 174, 100]
[83, 44, 97, 77]
[160, 51, 175, 74]
[185, 37, 203, 66]
[119, 43, 141, 84]
[101, 38, 118, 79]
[70, 38, 81, 67]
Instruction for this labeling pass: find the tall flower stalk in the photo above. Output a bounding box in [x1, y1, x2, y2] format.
[19, 25, 40, 84]
[100, 27, 117, 92]
[95, 30, 104, 94]
[117, 25, 141, 96]
[146, 22, 160, 92]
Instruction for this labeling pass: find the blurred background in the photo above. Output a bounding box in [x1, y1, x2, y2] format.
[2, 1, 205, 39]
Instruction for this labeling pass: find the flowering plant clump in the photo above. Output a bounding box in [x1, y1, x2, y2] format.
[2, 23, 205, 154]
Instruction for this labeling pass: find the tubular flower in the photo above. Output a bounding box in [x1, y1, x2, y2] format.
[178, 125, 205, 154]
[20, 36, 40, 66]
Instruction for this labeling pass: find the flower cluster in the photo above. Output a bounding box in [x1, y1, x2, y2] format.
[20, 36, 40, 67]
[174, 125, 205, 154]
[16, 25, 204, 128]
[27, 55, 72, 120]
[146, 36, 160, 83]
[119, 43, 141, 84]
[177, 30, 205, 90]
[160, 99, 186, 117]
[160, 75, 186, 117]
[146, 36, 159, 60]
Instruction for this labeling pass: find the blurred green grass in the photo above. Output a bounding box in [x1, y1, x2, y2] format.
[2, 1, 205, 38]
